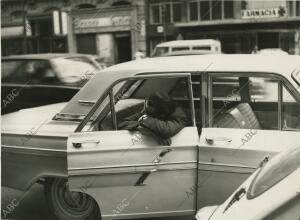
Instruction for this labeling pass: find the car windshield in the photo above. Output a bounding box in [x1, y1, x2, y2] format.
[248, 147, 300, 199]
[51, 58, 98, 84]
[152, 47, 169, 57]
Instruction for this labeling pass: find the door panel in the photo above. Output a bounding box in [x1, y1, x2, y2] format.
[196, 127, 300, 209]
[68, 127, 199, 218]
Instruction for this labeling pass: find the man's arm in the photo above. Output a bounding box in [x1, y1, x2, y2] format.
[140, 117, 186, 139]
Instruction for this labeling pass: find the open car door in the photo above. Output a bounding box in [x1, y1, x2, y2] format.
[67, 73, 200, 219]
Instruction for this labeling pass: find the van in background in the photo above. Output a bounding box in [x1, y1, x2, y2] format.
[151, 39, 221, 57]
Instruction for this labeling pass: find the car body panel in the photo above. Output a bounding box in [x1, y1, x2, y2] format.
[1, 103, 76, 190]
[68, 127, 199, 218]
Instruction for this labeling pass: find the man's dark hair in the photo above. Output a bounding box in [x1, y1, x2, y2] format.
[146, 92, 175, 119]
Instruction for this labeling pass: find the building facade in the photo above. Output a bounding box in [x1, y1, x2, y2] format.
[146, 0, 300, 55]
[1, 0, 146, 64]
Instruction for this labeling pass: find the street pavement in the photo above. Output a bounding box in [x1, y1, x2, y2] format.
[2, 184, 194, 220]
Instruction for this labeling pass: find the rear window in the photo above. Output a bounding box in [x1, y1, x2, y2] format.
[1, 59, 52, 84]
[248, 147, 300, 199]
[172, 47, 190, 52]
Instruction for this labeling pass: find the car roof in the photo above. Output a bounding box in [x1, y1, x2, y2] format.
[58, 54, 300, 117]
[2, 53, 93, 60]
[156, 39, 220, 47]
[159, 50, 216, 57]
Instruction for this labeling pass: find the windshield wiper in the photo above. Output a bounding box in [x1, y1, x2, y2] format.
[223, 187, 246, 213]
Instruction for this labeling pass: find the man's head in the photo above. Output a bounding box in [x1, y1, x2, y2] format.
[145, 92, 175, 119]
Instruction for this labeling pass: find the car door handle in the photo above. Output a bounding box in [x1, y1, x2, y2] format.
[153, 148, 174, 164]
[205, 136, 232, 145]
[72, 140, 100, 148]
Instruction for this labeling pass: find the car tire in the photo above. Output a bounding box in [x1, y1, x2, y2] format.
[45, 178, 100, 220]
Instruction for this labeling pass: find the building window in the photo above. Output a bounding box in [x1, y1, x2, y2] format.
[224, 0, 234, 18]
[211, 0, 222, 20]
[200, 0, 210, 20]
[173, 1, 182, 22]
[149, 0, 182, 24]
[150, 4, 161, 24]
[189, 1, 199, 21]
[297, 0, 300, 16]
[188, 0, 234, 21]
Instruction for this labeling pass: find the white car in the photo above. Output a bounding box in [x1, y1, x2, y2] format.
[196, 146, 300, 220]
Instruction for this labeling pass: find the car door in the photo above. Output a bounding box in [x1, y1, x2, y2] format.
[67, 73, 200, 219]
[196, 72, 300, 209]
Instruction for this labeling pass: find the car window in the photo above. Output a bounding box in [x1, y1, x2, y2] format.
[172, 47, 190, 52]
[152, 47, 169, 57]
[51, 58, 98, 84]
[192, 46, 211, 50]
[211, 75, 279, 130]
[96, 76, 194, 131]
[248, 147, 300, 199]
[1, 60, 57, 84]
[282, 86, 300, 130]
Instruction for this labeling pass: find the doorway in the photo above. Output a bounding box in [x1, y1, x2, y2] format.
[115, 32, 132, 63]
[257, 32, 279, 49]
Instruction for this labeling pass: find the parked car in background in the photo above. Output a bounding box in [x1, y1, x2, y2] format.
[151, 39, 221, 57]
[1, 53, 102, 114]
[2, 55, 300, 220]
[196, 146, 300, 220]
[257, 48, 289, 55]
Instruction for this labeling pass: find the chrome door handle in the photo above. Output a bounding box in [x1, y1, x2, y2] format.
[205, 136, 232, 145]
[72, 140, 100, 148]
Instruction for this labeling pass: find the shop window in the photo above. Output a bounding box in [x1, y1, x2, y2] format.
[297, 0, 300, 16]
[189, 1, 199, 21]
[200, 0, 210, 20]
[224, 0, 234, 18]
[212, 0, 222, 20]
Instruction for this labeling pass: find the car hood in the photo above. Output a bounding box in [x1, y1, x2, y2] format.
[1, 102, 78, 136]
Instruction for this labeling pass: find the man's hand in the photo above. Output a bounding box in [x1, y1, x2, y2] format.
[138, 114, 148, 123]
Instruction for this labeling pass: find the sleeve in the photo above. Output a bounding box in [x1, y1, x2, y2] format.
[140, 117, 186, 139]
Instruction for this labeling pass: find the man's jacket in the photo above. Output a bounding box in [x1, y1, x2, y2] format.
[118, 107, 188, 139]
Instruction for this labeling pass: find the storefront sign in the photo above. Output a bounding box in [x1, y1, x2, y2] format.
[241, 7, 287, 19]
[75, 16, 130, 29]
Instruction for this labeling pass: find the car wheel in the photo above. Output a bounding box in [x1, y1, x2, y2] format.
[45, 178, 100, 220]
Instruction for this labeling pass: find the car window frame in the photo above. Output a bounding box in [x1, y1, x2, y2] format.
[207, 71, 300, 130]
[75, 72, 196, 133]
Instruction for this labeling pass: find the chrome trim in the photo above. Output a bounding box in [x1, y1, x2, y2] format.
[68, 160, 256, 176]
[198, 161, 257, 169]
[102, 210, 195, 219]
[2, 145, 66, 157]
[68, 144, 198, 154]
